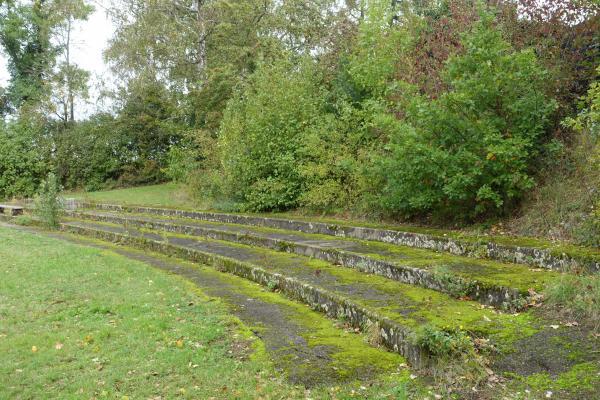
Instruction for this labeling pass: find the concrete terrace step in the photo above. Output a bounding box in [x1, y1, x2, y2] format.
[69, 210, 560, 309]
[77, 202, 600, 273]
[61, 219, 538, 368]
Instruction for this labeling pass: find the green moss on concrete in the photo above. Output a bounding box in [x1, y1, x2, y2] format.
[505, 362, 600, 398]
[349, 239, 560, 292]
[68, 221, 541, 349]
[113, 225, 541, 351]
[76, 211, 561, 294]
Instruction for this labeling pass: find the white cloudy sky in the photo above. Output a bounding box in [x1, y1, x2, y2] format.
[0, 0, 115, 111]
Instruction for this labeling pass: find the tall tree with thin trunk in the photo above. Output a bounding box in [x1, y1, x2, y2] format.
[49, 0, 93, 123]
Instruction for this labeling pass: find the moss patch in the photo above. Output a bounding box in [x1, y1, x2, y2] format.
[504, 362, 600, 399]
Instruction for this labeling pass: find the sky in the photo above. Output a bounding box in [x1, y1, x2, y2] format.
[0, 0, 115, 112]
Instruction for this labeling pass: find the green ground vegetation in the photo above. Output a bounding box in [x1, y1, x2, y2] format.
[68, 209, 560, 293]
[0, 225, 417, 399]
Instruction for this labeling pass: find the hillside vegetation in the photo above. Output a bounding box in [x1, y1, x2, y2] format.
[0, 0, 599, 245]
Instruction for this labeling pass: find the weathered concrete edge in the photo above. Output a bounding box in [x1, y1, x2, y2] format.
[70, 211, 525, 309]
[58, 221, 431, 368]
[77, 202, 599, 273]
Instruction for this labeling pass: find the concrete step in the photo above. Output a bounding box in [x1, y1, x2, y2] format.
[69, 210, 559, 309]
[61, 219, 539, 368]
[77, 202, 599, 273]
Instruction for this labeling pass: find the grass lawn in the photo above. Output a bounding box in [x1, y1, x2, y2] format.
[1, 226, 364, 399]
[67, 182, 198, 209]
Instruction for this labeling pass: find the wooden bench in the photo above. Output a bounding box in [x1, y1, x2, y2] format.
[0, 204, 24, 216]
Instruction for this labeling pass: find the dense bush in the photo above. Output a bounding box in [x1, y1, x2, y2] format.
[370, 17, 557, 220]
[50, 79, 187, 192]
[219, 59, 331, 212]
[0, 115, 47, 199]
[563, 66, 600, 246]
[4, 0, 598, 235]
[52, 114, 122, 191]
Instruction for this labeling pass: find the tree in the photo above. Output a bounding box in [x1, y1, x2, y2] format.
[0, 0, 55, 110]
[48, 0, 93, 123]
[0, 114, 48, 198]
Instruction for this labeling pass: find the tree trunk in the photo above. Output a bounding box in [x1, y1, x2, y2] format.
[196, 0, 206, 79]
[66, 17, 74, 123]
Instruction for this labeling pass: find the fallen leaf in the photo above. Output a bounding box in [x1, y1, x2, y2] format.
[31, 346, 38, 353]
[175, 339, 184, 348]
[550, 325, 560, 329]
[55, 342, 63, 350]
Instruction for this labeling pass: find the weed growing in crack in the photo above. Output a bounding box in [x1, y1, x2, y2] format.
[431, 266, 474, 298]
[266, 279, 279, 292]
[34, 172, 64, 229]
[545, 274, 600, 330]
[416, 325, 489, 397]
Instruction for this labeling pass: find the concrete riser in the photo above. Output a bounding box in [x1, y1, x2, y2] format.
[70, 211, 525, 309]
[79, 202, 599, 273]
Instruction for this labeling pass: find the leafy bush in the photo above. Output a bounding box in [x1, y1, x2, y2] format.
[219, 59, 330, 212]
[562, 66, 600, 246]
[416, 325, 474, 358]
[35, 172, 63, 229]
[52, 115, 122, 191]
[371, 16, 557, 220]
[164, 145, 197, 183]
[0, 116, 47, 199]
[415, 324, 488, 395]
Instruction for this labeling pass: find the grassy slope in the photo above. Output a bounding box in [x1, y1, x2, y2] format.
[0, 226, 412, 399]
[67, 182, 196, 209]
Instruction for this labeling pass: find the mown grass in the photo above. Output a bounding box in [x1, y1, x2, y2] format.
[0, 226, 275, 399]
[0, 226, 402, 399]
[67, 182, 197, 209]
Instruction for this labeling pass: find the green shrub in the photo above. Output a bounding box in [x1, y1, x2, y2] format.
[416, 325, 474, 358]
[371, 16, 557, 221]
[0, 116, 47, 199]
[34, 172, 63, 229]
[163, 145, 199, 183]
[219, 58, 329, 212]
[563, 66, 600, 246]
[13, 215, 33, 226]
[415, 324, 489, 395]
